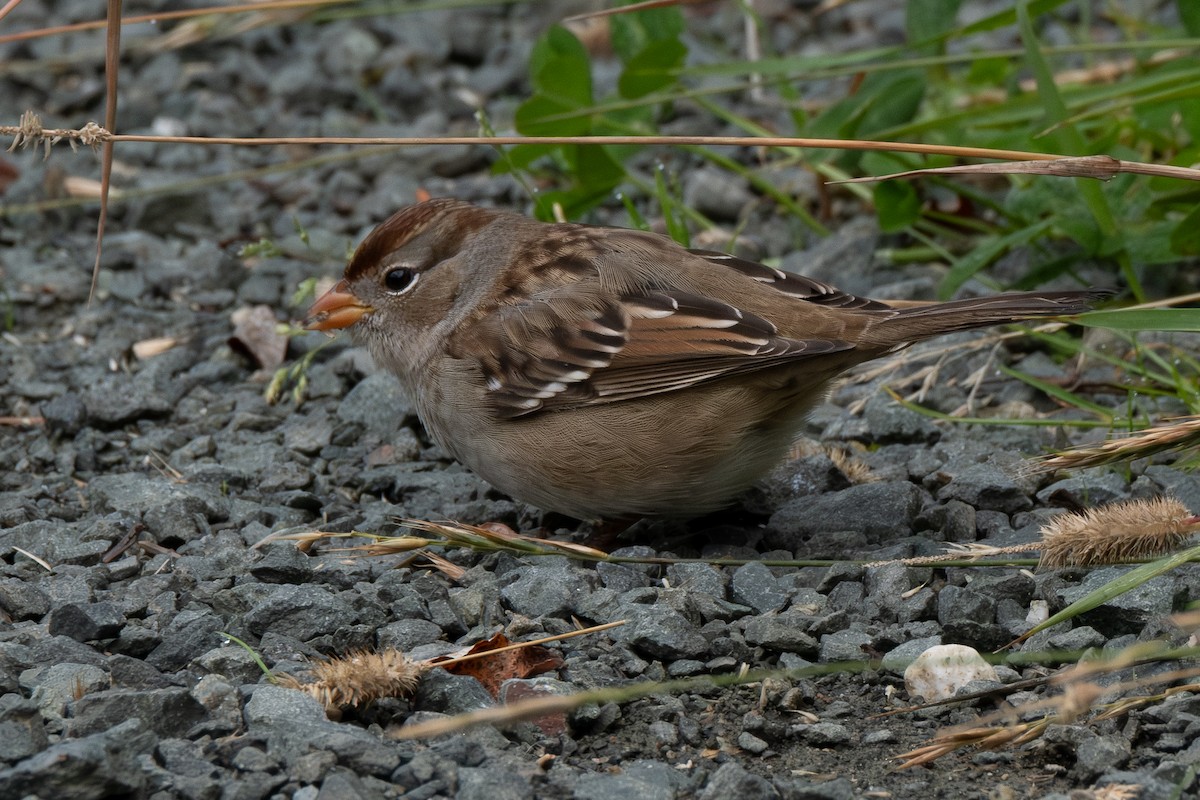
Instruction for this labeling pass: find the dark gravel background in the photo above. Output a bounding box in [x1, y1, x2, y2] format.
[3, 1, 1200, 798]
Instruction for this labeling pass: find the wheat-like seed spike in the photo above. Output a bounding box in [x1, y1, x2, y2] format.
[278, 648, 424, 710]
[1038, 496, 1199, 568]
[1038, 415, 1200, 473]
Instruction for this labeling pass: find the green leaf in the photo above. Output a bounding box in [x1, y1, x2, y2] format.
[906, 0, 963, 53]
[571, 145, 626, 189]
[1182, 0, 1200, 36]
[873, 181, 921, 232]
[529, 26, 592, 101]
[1170, 204, 1200, 255]
[618, 39, 687, 99]
[856, 72, 927, 135]
[492, 143, 558, 173]
[610, 2, 684, 62]
[514, 94, 592, 137]
[958, 0, 1072, 35]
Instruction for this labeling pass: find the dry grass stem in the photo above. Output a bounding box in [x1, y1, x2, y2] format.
[4, 111, 109, 156]
[401, 519, 613, 560]
[5, 120, 1197, 176]
[1037, 496, 1199, 568]
[0, 416, 45, 427]
[0, 0, 351, 46]
[1039, 415, 1200, 472]
[832, 153, 1200, 183]
[865, 543, 1036, 569]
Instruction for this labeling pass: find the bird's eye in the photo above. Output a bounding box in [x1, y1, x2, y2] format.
[383, 267, 418, 295]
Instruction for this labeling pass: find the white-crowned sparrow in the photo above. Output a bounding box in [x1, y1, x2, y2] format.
[305, 198, 1108, 520]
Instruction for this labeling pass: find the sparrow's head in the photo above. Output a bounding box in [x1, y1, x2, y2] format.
[304, 198, 497, 375]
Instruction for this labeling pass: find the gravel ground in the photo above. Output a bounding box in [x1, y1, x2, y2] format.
[3, 2, 1200, 799]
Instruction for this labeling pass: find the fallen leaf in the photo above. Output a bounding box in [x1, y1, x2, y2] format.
[433, 633, 563, 697]
[230, 305, 287, 370]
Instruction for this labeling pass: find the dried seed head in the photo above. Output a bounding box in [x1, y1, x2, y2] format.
[278, 648, 424, 710]
[1038, 496, 1199, 568]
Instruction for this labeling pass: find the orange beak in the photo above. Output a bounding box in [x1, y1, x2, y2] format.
[304, 279, 373, 331]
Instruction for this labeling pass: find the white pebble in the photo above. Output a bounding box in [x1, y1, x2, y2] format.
[903, 644, 998, 703]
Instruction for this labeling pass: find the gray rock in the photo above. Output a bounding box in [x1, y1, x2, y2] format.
[146, 609, 225, 671]
[87, 474, 227, 541]
[377, 618, 444, 651]
[742, 612, 820, 657]
[798, 722, 853, 747]
[1036, 473, 1129, 508]
[699, 762, 779, 800]
[936, 585, 995, 626]
[1058, 568, 1180, 636]
[773, 776, 856, 799]
[40, 392, 88, 436]
[766, 481, 926, 552]
[935, 461, 1035, 514]
[0, 579, 51, 621]
[1047, 625, 1106, 652]
[665, 563, 727, 596]
[245, 684, 396, 774]
[46, 601, 125, 642]
[863, 393, 940, 444]
[781, 216, 879, 298]
[683, 167, 753, 221]
[84, 375, 171, 426]
[880, 635, 942, 674]
[337, 372, 414, 440]
[412, 669, 495, 716]
[612, 604, 708, 661]
[244, 584, 359, 641]
[0, 718, 154, 800]
[818, 630, 873, 662]
[743, 453, 851, 514]
[30, 634, 109, 669]
[0, 698, 48, 762]
[729, 561, 788, 614]
[917, 499, 976, 542]
[27, 663, 109, 722]
[501, 564, 597, 619]
[738, 731, 770, 754]
[250, 542, 314, 584]
[68, 687, 207, 738]
[1144, 466, 1200, 513]
[1042, 724, 1130, 781]
[282, 413, 334, 454]
[967, 572, 1035, 605]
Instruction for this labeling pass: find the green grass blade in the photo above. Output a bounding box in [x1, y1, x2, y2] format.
[1014, 541, 1200, 645]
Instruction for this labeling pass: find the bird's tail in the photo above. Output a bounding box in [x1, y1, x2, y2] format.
[862, 289, 1113, 348]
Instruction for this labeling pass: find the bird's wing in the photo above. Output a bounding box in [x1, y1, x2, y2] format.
[450, 284, 854, 418]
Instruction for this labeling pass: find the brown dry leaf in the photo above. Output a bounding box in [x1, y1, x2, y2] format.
[433, 633, 563, 698]
[230, 304, 287, 370]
